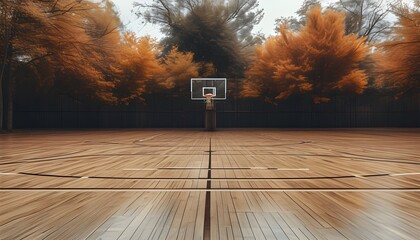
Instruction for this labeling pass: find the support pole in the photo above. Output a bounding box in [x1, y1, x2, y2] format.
[205, 108, 216, 131]
[205, 94, 216, 131]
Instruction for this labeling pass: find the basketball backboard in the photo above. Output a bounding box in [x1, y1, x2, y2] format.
[191, 78, 227, 100]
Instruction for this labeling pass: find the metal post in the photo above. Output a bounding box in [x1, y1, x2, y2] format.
[205, 94, 216, 131]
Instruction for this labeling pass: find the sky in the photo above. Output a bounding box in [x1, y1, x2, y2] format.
[110, 0, 410, 39]
[110, 0, 308, 39]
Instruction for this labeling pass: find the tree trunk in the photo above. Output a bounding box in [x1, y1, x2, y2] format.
[0, 75, 3, 131]
[1, 5, 16, 132]
[1, 16, 12, 131]
[1, 39, 13, 131]
[0, 43, 11, 131]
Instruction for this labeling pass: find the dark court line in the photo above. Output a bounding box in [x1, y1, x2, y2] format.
[17, 172, 394, 180]
[204, 138, 212, 240]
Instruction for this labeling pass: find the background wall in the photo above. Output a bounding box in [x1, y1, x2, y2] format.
[13, 88, 420, 128]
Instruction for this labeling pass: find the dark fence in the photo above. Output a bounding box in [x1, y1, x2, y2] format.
[13, 90, 420, 128]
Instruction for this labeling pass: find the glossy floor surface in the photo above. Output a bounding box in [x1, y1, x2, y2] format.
[1, 129, 419, 239]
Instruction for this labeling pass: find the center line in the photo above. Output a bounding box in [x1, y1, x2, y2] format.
[204, 138, 212, 240]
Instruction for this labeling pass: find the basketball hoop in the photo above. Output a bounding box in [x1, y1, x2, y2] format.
[191, 78, 227, 131]
[204, 93, 213, 99]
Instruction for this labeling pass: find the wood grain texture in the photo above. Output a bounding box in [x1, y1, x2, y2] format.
[0, 129, 419, 239]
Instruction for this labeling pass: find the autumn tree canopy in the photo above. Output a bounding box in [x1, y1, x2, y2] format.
[2, 0, 119, 92]
[107, 33, 162, 105]
[374, 0, 420, 97]
[242, 7, 369, 103]
[158, 47, 215, 93]
[277, 0, 393, 43]
[1, 0, 214, 125]
[0, 0, 187, 130]
[136, 0, 264, 76]
[109, 34, 215, 102]
[51, 0, 122, 104]
[0, 0, 124, 130]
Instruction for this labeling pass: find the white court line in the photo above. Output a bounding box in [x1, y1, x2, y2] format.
[0, 173, 17, 175]
[0, 189, 418, 192]
[152, 167, 203, 169]
[124, 169, 159, 171]
[390, 173, 420, 177]
[275, 168, 309, 171]
[246, 168, 310, 171]
[123, 168, 310, 171]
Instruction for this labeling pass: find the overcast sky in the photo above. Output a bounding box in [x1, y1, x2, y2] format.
[111, 0, 310, 39]
[110, 0, 408, 39]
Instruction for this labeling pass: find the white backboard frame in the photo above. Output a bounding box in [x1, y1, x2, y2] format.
[191, 78, 227, 100]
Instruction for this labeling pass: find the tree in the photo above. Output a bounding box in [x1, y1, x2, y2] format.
[242, 7, 369, 103]
[136, 0, 263, 76]
[158, 47, 215, 93]
[110, 33, 163, 105]
[0, 0, 121, 130]
[374, 0, 420, 97]
[51, 0, 123, 104]
[277, 0, 393, 43]
[110, 32, 215, 102]
[333, 0, 393, 42]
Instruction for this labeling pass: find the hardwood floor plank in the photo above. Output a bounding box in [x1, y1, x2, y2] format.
[0, 129, 419, 239]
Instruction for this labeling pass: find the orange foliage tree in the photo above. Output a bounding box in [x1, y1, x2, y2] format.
[52, 0, 122, 104]
[111, 34, 213, 103]
[0, 0, 120, 130]
[110, 33, 162, 105]
[158, 47, 215, 93]
[242, 7, 369, 103]
[374, 1, 420, 97]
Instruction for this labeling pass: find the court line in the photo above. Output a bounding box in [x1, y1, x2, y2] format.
[5, 172, 419, 181]
[203, 138, 211, 240]
[122, 168, 310, 171]
[390, 173, 420, 176]
[2, 153, 418, 167]
[8, 172, 419, 181]
[12, 172, 364, 180]
[0, 188, 419, 192]
[0, 150, 88, 166]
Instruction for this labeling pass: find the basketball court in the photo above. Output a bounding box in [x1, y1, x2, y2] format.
[1, 129, 419, 239]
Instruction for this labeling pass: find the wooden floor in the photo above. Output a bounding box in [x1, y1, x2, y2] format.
[0, 129, 419, 239]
